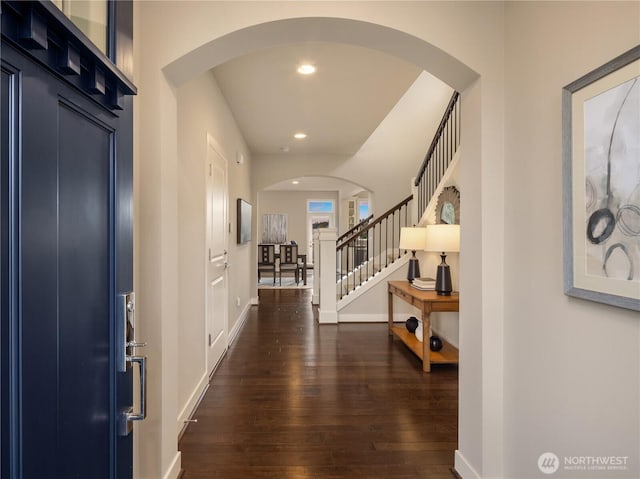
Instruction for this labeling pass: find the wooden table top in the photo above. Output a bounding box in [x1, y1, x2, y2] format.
[388, 280, 459, 302]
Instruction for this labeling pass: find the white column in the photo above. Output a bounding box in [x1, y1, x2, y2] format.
[312, 230, 320, 305]
[318, 227, 338, 324]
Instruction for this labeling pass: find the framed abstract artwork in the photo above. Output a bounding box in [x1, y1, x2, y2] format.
[562, 45, 640, 311]
[261, 214, 287, 244]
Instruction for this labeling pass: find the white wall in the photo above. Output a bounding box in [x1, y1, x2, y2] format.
[503, 3, 639, 478]
[134, 37, 254, 476]
[257, 190, 338, 247]
[176, 70, 252, 430]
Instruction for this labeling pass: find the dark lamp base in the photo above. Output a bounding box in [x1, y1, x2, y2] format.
[435, 253, 452, 295]
[407, 255, 420, 282]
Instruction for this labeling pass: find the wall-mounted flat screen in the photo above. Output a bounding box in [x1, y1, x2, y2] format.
[237, 198, 252, 244]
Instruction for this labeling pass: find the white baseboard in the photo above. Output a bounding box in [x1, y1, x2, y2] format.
[177, 371, 209, 432]
[318, 309, 338, 323]
[162, 451, 182, 479]
[250, 296, 259, 305]
[229, 301, 251, 345]
[455, 450, 481, 479]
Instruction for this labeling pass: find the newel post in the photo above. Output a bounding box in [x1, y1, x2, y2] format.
[318, 227, 338, 324]
[410, 177, 420, 225]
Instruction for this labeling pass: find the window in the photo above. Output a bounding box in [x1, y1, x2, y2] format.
[307, 200, 334, 214]
[52, 0, 109, 54]
[358, 200, 370, 220]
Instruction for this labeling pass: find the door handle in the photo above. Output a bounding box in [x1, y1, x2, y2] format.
[117, 292, 148, 436]
[126, 355, 147, 421]
[119, 354, 147, 436]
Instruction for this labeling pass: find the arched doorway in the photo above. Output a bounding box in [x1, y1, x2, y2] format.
[135, 8, 497, 479]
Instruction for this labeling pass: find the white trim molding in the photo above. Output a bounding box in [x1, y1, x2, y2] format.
[229, 301, 252, 345]
[455, 450, 482, 479]
[162, 452, 182, 479]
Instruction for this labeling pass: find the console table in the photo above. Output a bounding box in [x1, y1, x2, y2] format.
[387, 281, 459, 372]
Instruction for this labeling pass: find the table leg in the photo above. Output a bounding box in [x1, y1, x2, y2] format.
[421, 311, 431, 372]
[388, 290, 394, 336]
[303, 263, 307, 285]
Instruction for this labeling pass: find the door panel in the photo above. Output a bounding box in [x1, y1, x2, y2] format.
[57, 103, 112, 476]
[206, 138, 228, 374]
[1, 40, 134, 478]
[20, 56, 62, 477]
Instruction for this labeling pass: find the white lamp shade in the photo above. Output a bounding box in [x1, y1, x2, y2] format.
[399, 227, 427, 251]
[425, 224, 460, 253]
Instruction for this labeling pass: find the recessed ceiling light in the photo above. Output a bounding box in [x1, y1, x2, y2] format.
[292, 180, 300, 185]
[294, 132, 307, 140]
[297, 64, 316, 75]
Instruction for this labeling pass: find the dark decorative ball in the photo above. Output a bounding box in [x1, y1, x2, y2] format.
[405, 316, 419, 333]
[430, 335, 443, 352]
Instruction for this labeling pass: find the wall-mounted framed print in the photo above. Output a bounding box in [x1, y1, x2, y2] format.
[237, 198, 252, 244]
[261, 213, 287, 244]
[562, 45, 640, 311]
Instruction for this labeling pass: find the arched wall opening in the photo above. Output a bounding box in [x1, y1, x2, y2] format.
[162, 17, 478, 91]
[257, 175, 372, 257]
[135, 8, 500, 479]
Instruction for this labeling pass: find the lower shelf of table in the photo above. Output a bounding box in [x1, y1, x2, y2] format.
[390, 325, 459, 364]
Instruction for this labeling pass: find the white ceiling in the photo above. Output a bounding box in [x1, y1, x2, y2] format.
[264, 176, 367, 198]
[212, 41, 422, 157]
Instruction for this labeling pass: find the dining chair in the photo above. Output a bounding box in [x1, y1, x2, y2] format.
[278, 244, 299, 285]
[257, 244, 276, 285]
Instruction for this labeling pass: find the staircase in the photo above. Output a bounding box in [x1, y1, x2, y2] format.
[336, 195, 413, 299]
[335, 91, 460, 302]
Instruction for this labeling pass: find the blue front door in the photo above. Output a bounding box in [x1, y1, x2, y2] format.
[1, 2, 136, 477]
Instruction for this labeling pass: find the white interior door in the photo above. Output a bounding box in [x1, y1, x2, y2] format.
[206, 135, 228, 375]
[307, 213, 334, 260]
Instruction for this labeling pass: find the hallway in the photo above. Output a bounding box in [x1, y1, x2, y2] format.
[179, 289, 458, 478]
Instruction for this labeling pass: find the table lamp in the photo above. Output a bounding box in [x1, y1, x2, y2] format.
[425, 224, 460, 295]
[399, 227, 427, 282]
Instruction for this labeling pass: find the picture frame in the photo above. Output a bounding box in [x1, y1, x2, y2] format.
[237, 198, 252, 244]
[562, 45, 640, 311]
[261, 213, 287, 244]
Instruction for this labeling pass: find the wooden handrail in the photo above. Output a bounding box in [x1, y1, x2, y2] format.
[337, 214, 374, 243]
[414, 91, 460, 186]
[337, 195, 413, 250]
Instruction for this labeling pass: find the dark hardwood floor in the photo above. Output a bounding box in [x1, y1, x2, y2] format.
[179, 289, 458, 478]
